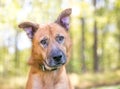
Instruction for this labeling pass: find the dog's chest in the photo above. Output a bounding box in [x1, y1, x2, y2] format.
[32, 73, 57, 89]
[31, 71, 69, 89]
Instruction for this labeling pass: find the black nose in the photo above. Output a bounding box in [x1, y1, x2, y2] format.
[49, 48, 66, 67]
[53, 55, 62, 63]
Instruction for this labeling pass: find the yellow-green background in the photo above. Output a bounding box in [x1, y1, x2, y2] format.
[0, 0, 120, 89]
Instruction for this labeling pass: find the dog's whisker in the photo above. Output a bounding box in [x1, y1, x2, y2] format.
[41, 64, 45, 71]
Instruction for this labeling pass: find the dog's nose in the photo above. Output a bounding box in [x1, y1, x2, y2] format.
[49, 49, 66, 67]
[53, 55, 62, 63]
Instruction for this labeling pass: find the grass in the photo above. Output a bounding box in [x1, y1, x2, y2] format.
[0, 70, 120, 89]
[0, 76, 26, 89]
[69, 70, 120, 89]
[95, 85, 120, 89]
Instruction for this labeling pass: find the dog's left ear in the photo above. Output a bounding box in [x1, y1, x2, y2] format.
[18, 22, 39, 39]
[55, 8, 72, 31]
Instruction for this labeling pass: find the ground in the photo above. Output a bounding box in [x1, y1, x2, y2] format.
[0, 70, 120, 89]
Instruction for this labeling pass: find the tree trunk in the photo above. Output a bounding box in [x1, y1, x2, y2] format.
[101, 30, 105, 72]
[117, 22, 120, 69]
[81, 17, 86, 73]
[93, 0, 99, 72]
[93, 20, 99, 72]
[15, 30, 19, 68]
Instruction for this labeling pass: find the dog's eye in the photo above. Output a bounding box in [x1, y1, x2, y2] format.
[56, 35, 64, 44]
[40, 38, 48, 47]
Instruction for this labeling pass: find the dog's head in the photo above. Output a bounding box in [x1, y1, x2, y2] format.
[18, 8, 72, 71]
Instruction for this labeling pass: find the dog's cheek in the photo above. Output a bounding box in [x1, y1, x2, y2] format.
[32, 44, 43, 62]
[27, 56, 35, 65]
[65, 36, 72, 61]
[61, 46, 67, 56]
[36, 46, 48, 62]
[39, 50, 47, 62]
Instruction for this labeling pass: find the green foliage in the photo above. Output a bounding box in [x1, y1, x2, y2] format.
[0, 0, 120, 88]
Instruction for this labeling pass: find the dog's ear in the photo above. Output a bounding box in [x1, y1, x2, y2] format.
[55, 8, 72, 31]
[18, 22, 39, 39]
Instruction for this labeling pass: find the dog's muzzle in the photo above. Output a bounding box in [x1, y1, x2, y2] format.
[39, 64, 57, 71]
[40, 49, 66, 71]
[49, 50, 66, 66]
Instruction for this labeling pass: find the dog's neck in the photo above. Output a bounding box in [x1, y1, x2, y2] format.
[30, 64, 65, 74]
[27, 66, 68, 89]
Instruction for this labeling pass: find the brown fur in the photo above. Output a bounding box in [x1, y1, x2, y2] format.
[19, 8, 73, 89]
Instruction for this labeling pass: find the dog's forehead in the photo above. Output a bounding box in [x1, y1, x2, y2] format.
[36, 23, 67, 37]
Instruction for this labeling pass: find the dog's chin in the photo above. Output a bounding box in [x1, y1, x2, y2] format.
[44, 64, 58, 71]
[42, 61, 63, 71]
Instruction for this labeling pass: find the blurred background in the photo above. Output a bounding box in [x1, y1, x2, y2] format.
[0, 0, 120, 89]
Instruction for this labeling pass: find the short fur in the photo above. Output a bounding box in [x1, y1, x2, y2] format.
[18, 8, 73, 89]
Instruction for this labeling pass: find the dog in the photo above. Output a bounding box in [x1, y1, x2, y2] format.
[18, 8, 73, 89]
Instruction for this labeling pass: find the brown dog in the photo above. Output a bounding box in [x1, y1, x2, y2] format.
[18, 8, 73, 89]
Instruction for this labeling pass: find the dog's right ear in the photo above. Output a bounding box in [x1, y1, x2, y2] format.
[18, 22, 39, 39]
[55, 8, 72, 31]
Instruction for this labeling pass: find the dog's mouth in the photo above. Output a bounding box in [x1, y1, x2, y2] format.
[39, 51, 66, 71]
[39, 60, 65, 71]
